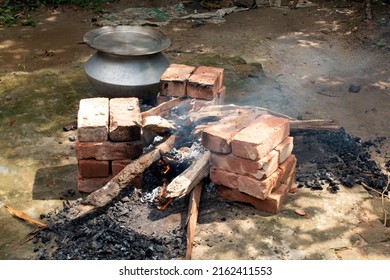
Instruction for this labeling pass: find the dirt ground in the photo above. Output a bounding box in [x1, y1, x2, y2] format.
[0, 0, 389, 260]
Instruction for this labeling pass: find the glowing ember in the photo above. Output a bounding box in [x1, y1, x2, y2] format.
[163, 164, 171, 174]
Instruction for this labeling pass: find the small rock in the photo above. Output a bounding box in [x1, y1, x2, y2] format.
[294, 209, 306, 216]
[63, 122, 77, 131]
[67, 189, 75, 196]
[289, 187, 297, 194]
[348, 84, 361, 93]
[248, 73, 260, 78]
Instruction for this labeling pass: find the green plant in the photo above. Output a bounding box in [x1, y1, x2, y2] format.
[0, 8, 17, 27]
[377, 39, 386, 47]
[17, 63, 27, 72]
[21, 15, 35, 26]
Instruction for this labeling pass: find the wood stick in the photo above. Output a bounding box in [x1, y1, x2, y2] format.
[290, 119, 339, 131]
[361, 182, 390, 199]
[164, 150, 211, 199]
[4, 205, 47, 228]
[141, 115, 176, 134]
[189, 104, 339, 131]
[68, 134, 176, 220]
[188, 104, 295, 123]
[185, 182, 203, 260]
[194, 118, 339, 139]
[141, 97, 191, 118]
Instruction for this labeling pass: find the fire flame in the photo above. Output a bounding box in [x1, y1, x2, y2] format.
[163, 164, 170, 174]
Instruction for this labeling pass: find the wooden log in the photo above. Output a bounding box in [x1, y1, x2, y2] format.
[185, 182, 203, 260]
[290, 119, 339, 131]
[141, 97, 191, 118]
[141, 115, 176, 134]
[68, 134, 176, 220]
[188, 104, 294, 124]
[188, 104, 340, 130]
[189, 104, 339, 132]
[4, 205, 47, 228]
[193, 118, 339, 140]
[164, 150, 211, 199]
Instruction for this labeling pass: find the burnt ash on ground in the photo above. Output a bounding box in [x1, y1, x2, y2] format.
[292, 128, 389, 195]
[34, 164, 190, 260]
[32, 128, 389, 260]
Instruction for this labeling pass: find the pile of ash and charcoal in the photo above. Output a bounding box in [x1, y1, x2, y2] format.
[31, 100, 389, 260]
[293, 128, 388, 194]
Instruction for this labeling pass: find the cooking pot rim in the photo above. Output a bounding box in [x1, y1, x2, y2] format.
[83, 25, 171, 56]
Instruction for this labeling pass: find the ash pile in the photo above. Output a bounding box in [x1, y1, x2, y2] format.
[293, 128, 388, 195]
[34, 135, 208, 260]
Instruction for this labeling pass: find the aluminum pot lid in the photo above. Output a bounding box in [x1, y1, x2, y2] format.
[83, 26, 171, 56]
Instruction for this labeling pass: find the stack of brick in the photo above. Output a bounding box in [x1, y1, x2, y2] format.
[75, 97, 144, 193]
[202, 114, 297, 214]
[159, 64, 225, 108]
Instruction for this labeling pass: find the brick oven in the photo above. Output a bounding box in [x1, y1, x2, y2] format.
[74, 63, 296, 214]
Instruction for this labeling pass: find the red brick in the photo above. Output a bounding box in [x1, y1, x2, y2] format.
[275, 136, 294, 164]
[210, 149, 279, 180]
[78, 176, 112, 193]
[77, 97, 109, 142]
[231, 114, 290, 161]
[210, 167, 283, 200]
[201, 112, 259, 154]
[156, 93, 172, 105]
[210, 154, 296, 200]
[109, 98, 141, 142]
[78, 159, 110, 178]
[279, 154, 297, 183]
[202, 119, 239, 154]
[112, 159, 142, 188]
[187, 66, 224, 100]
[75, 140, 143, 160]
[190, 86, 226, 111]
[160, 64, 196, 97]
[217, 171, 296, 214]
[111, 159, 132, 176]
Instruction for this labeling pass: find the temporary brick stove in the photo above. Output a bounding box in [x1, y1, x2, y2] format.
[75, 63, 296, 214]
[75, 97, 143, 192]
[203, 114, 296, 214]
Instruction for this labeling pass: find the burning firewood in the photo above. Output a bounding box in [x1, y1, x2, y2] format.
[153, 179, 174, 211]
[163, 150, 211, 199]
[68, 134, 176, 220]
[141, 115, 176, 134]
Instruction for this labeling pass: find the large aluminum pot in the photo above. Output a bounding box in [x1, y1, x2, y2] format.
[83, 26, 171, 103]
